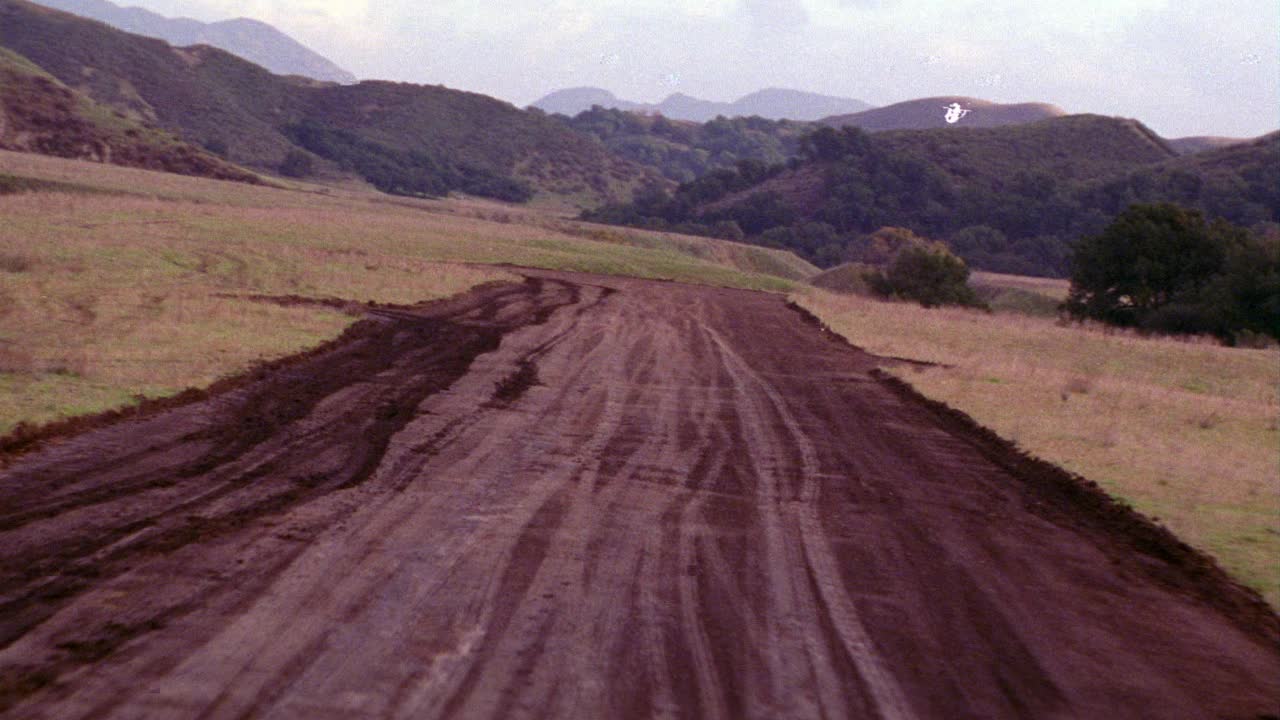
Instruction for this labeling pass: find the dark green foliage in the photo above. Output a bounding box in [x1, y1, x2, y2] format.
[864, 242, 983, 308]
[758, 222, 845, 267]
[555, 106, 806, 183]
[708, 192, 796, 234]
[1066, 204, 1279, 342]
[281, 121, 532, 201]
[1066, 204, 1222, 324]
[808, 127, 956, 234]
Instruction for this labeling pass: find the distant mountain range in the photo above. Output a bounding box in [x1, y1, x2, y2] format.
[32, 0, 356, 83]
[820, 96, 1068, 131]
[532, 87, 874, 123]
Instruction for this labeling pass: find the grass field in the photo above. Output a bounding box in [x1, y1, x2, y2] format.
[969, 270, 1069, 316]
[4, 148, 1274, 609]
[797, 288, 1280, 606]
[0, 151, 812, 434]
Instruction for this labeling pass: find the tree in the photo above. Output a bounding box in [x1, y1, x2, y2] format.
[1192, 225, 1280, 342]
[864, 238, 983, 308]
[1065, 203, 1225, 326]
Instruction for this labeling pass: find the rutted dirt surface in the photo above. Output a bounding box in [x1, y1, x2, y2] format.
[1, 271, 1277, 719]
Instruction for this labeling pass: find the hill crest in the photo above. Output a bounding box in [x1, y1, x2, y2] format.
[32, 0, 356, 83]
[821, 96, 1066, 131]
[532, 86, 873, 122]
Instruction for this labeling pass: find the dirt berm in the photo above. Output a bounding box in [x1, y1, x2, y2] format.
[0, 270, 1276, 719]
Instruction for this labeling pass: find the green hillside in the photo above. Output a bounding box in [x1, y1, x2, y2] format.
[585, 117, 1278, 276]
[0, 45, 259, 182]
[0, 0, 654, 205]
[876, 114, 1176, 189]
[553, 106, 810, 183]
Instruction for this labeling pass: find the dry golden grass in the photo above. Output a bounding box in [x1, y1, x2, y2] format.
[970, 270, 1070, 301]
[0, 150, 806, 433]
[0, 191, 510, 432]
[796, 288, 1280, 606]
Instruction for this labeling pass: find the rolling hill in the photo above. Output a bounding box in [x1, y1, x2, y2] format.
[0, 0, 656, 205]
[32, 0, 356, 83]
[821, 96, 1066, 131]
[532, 87, 873, 122]
[0, 45, 259, 182]
[696, 114, 1178, 222]
[552, 106, 811, 183]
[585, 116, 1278, 276]
[875, 114, 1177, 189]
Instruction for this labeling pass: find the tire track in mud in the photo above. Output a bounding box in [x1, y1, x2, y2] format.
[0, 278, 580, 711]
[0, 270, 1277, 719]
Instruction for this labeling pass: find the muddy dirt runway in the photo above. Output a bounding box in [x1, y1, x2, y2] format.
[1, 271, 1277, 719]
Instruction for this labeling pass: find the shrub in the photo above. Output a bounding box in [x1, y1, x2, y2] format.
[865, 242, 984, 308]
[1066, 203, 1280, 343]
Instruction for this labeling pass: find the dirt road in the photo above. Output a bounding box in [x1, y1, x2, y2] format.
[1, 271, 1277, 719]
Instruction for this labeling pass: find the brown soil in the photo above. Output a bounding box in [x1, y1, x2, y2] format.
[0, 271, 1276, 719]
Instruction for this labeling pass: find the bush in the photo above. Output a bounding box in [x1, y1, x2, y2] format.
[1065, 203, 1225, 326]
[865, 242, 984, 308]
[1066, 203, 1279, 343]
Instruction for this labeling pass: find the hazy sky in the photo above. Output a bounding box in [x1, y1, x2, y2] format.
[118, 0, 1277, 138]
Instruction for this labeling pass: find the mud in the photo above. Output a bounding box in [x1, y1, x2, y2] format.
[0, 270, 1276, 719]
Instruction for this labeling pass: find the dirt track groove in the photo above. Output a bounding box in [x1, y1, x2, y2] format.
[0, 271, 1277, 719]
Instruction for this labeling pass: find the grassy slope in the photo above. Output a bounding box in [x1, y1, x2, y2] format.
[968, 271, 1069, 317]
[298, 82, 655, 204]
[0, 46, 258, 182]
[0, 0, 653, 205]
[877, 114, 1177, 189]
[797, 288, 1280, 607]
[0, 149, 809, 433]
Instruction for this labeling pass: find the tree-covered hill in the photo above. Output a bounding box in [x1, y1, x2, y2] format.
[585, 118, 1279, 276]
[0, 0, 656, 205]
[875, 114, 1177, 190]
[551, 106, 810, 183]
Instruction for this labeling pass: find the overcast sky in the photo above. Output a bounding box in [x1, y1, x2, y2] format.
[119, 0, 1277, 138]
